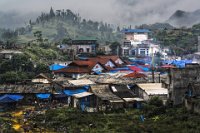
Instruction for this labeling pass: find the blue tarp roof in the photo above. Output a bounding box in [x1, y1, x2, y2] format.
[0, 94, 24, 103]
[122, 29, 150, 33]
[64, 89, 87, 96]
[36, 94, 51, 99]
[137, 66, 150, 72]
[83, 86, 90, 90]
[49, 64, 66, 71]
[162, 60, 193, 68]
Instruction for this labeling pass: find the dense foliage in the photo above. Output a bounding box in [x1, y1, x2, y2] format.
[153, 24, 200, 56]
[0, 54, 50, 83]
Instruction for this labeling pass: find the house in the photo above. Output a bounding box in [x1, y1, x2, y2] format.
[132, 83, 168, 104]
[53, 55, 127, 79]
[110, 84, 143, 108]
[0, 50, 23, 59]
[97, 55, 125, 66]
[88, 57, 117, 70]
[121, 29, 161, 57]
[32, 73, 52, 84]
[71, 37, 97, 54]
[137, 40, 161, 56]
[62, 85, 94, 110]
[90, 85, 124, 111]
[122, 29, 150, 46]
[53, 60, 107, 79]
[121, 29, 150, 56]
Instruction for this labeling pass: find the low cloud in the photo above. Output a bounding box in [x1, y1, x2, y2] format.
[0, 0, 199, 27]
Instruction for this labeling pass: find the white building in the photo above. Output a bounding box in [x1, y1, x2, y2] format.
[121, 29, 161, 57]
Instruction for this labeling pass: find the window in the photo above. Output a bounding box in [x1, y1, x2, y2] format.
[124, 49, 129, 55]
[131, 49, 136, 55]
[139, 49, 146, 56]
[124, 41, 131, 47]
[146, 49, 149, 56]
[91, 45, 96, 52]
[79, 48, 84, 53]
[86, 48, 90, 53]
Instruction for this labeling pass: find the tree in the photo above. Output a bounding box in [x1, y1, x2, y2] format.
[34, 31, 43, 43]
[50, 7, 55, 18]
[117, 26, 120, 32]
[34, 63, 50, 75]
[11, 54, 34, 72]
[109, 42, 121, 55]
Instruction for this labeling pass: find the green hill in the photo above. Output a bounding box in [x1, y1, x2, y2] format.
[14, 8, 122, 44]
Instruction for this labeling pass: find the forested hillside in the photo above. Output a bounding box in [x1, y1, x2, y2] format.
[152, 24, 200, 56]
[3, 8, 122, 44]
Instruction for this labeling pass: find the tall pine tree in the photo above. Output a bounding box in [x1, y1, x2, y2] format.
[50, 7, 55, 18]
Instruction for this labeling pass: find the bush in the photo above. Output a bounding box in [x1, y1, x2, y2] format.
[149, 97, 163, 107]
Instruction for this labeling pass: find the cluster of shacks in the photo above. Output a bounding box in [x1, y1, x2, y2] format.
[0, 73, 168, 112]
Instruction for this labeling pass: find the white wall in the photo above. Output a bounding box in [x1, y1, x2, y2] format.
[134, 34, 148, 42]
[115, 58, 124, 64]
[92, 64, 104, 72]
[105, 61, 115, 68]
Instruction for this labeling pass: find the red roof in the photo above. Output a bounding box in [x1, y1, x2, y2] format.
[69, 60, 97, 69]
[128, 66, 143, 72]
[88, 57, 114, 65]
[54, 67, 90, 74]
[97, 55, 127, 65]
[98, 55, 119, 61]
[123, 72, 147, 78]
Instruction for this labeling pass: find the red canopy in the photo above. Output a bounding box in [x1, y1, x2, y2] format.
[123, 72, 147, 78]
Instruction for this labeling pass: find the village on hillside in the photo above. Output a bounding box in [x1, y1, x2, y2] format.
[0, 26, 200, 132]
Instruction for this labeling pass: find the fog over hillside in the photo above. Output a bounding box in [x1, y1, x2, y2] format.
[0, 0, 199, 28]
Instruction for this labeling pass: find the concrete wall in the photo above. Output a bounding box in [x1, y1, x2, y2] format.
[185, 98, 200, 114]
[169, 66, 200, 105]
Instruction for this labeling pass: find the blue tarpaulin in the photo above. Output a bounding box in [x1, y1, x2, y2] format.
[64, 89, 87, 96]
[137, 66, 150, 72]
[49, 64, 66, 71]
[0, 94, 24, 103]
[83, 86, 90, 90]
[36, 94, 51, 99]
[163, 60, 192, 68]
[94, 71, 101, 75]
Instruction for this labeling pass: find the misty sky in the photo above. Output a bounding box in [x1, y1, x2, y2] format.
[0, 0, 199, 26]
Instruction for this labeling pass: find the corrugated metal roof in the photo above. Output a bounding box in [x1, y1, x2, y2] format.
[123, 98, 144, 102]
[90, 85, 124, 103]
[137, 83, 168, 95]
[73, 92, 93, 98]
[68, 79, 95, 86]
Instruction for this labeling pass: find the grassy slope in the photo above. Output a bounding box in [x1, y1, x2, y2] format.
[33, 107, 200, 133]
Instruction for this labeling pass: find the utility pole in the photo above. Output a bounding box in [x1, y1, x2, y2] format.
[151, 48, 155, 83]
